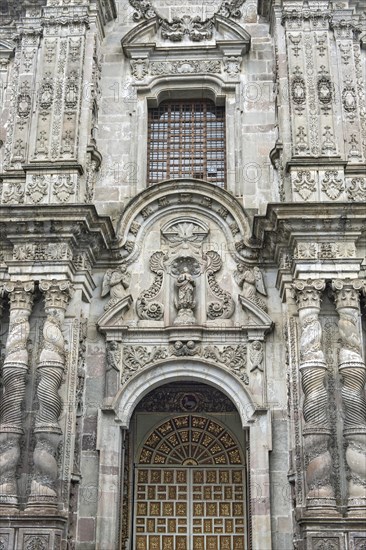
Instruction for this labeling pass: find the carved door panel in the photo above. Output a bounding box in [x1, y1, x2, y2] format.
[134, 467, 246, 550]
[133, 415, 246, 550]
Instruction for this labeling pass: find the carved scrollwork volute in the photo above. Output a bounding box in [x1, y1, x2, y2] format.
[204, 250, 235, 320]
[136, 251, 166, 320]
[28, 280, 72, 507]
[0, 281, 34, 506]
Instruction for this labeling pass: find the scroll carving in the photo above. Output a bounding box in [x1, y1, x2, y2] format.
[28, 280, 72, 507]
[332, 279, 366, 511]
[292, 279, 335, 510]
[136, 251, 166, 320]
[204, 250, 235, 320]
[0, 281, 34, 506]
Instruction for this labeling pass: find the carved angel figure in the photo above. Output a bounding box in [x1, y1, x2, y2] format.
[235, 264, 267, 312]
[250, 340, 264, 372]
[102, 265, 131, 309]
[105, 341, 120, 397]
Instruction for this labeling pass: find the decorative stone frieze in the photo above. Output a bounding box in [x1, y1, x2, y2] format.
[0, 281, 34, 507]
[121, 343, 249, 385]
[292, 279, 336, 512]
[28, 280, 72, 508]
[332, 279, 366, 514]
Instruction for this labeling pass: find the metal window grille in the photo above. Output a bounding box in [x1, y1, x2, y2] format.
[147, 99, 226, 188]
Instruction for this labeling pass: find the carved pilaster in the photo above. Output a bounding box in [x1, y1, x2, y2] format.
[0, 281, 34, 507]
[292, 279, 336, 513]
[332, 279, 366, 514]
[27, 280, 72, 508]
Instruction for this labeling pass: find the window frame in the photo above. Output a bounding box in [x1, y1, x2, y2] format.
[147, 99, 227, 188]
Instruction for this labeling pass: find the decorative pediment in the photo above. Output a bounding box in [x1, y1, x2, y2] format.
[238, 295, 273, 334]
[122, 14, 250, 83]
[97, 295, 133, 331]
[122, 15, 250, 55]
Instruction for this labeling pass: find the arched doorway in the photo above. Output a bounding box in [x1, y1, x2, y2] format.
[130, 384, 248, 550]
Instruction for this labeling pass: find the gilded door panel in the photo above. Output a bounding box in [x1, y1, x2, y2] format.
[134, 415, 247, 549]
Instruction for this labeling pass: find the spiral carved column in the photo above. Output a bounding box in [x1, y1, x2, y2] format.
[293, 280, 336, 513]
[0, 281, 34, 507]
[27, 280, 72, 508]
[332, 279, 366, 515]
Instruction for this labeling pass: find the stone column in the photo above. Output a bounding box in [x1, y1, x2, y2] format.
[0, 281, 34, 507]
[332, 279, 366, 515]
[292, 280, 336, 513]
[27, 280, 72, 508]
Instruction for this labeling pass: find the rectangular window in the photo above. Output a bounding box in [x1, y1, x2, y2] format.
[147, 99, 226, 188]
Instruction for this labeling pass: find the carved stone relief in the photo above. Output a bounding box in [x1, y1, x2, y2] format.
[234, 264, 267, 312]
[0, 281, 34, 506]
[28, 280, 72, 507]
[136, 251, 166, 321]
[122, 343, 249, 385]
[332, 279, 366, 511]
[292, 280, 336, 510]
[102, 265, 131, 311]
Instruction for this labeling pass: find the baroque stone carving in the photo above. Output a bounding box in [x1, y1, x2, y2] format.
[150, 60, 221, 76]
[317, 68, 333, 113]
[293, 170, 316, 200]
[291, 69, 306, 114]
[28, 280, 72, 506]
[292, 280, 335, 509]
[174, 266, 197, 325]
[136, 251, 166, 320]
[26, 175, 48, 203]
[122, 343, 249, 384]
[136, 384, 236, 413]
[102, 264, 131, 310]
[321, 170, 344, 200]
[160, 16, 214, 42]
[234, 264, 267, 312]
[204, 250, 234, 319]
[347, 178, 366, 201]
[223, 56, 242, 76]
[249, 341, 264, 372]
[0, 281, 34, 506]
[105, 341, 121, 397]
[130, 59, 149, 80]
[332, 279, 366, 510]
[53, 175, 75, 202]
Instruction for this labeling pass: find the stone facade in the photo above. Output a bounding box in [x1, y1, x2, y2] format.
[0, 0, 365, 549]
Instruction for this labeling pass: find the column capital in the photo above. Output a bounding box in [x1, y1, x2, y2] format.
[39, 279, 73, 310]
[331, 278, 364, 310]
[4, 281, 34, 311]
[292, 279, 326, 309]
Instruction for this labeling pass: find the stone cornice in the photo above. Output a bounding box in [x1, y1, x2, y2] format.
[0, 205, 115, 299]
[253, 203, 366, 299]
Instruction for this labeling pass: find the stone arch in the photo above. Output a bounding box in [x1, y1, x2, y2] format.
[112, 359, 257, 428]
[116, 179, 255, 263]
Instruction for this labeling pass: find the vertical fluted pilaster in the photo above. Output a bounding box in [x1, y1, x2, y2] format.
[292, 279, 336, 513]
[27, 280, 72, 508]
[0, 281, 34, 507]
[332, 279, 366, 515]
